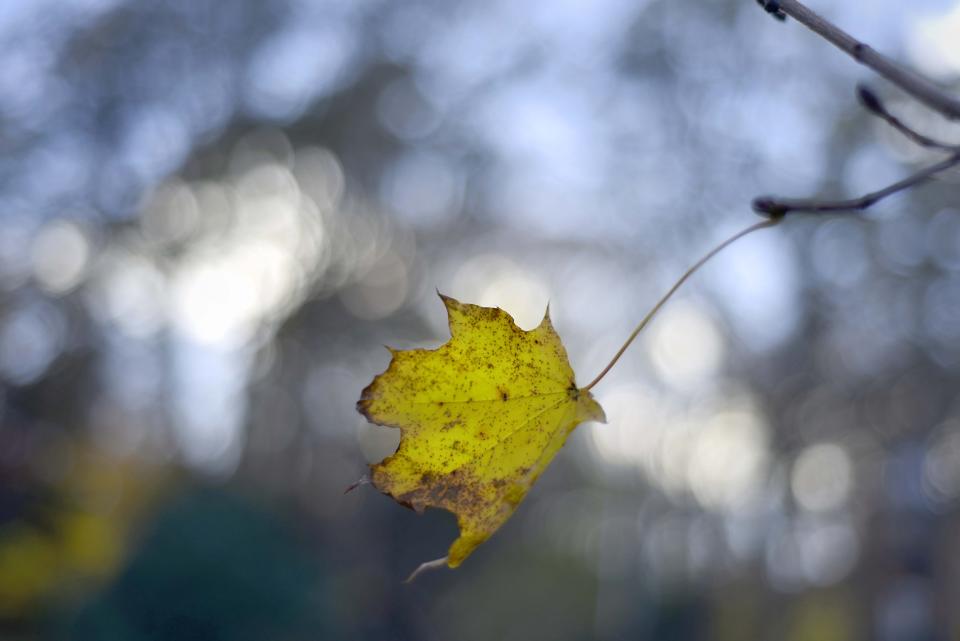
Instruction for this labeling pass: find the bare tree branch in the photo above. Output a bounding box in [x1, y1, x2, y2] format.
[751, 2, 960, 218]
[857, 85, 960, 151]
[752, 152, 960, 217]
[760, 0, 960, 121]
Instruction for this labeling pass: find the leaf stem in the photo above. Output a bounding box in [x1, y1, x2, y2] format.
[581, 218, 782, 392]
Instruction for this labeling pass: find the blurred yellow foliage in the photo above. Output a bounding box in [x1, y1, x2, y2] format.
[0, 437, 166, 618]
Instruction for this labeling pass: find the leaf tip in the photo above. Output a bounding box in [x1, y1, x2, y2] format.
[577, 390, 607, 424]
[536, 303, 556, 334]
[437, 291, 468, 334]
[356, 392, 376, 424]
[593, 405, 608, 424]
[404, 556, 449, 583]
[344, 475, 371, 494]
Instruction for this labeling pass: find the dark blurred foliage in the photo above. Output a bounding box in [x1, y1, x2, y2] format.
[66, 488, 334, 641]
[1, 0, 960, 639]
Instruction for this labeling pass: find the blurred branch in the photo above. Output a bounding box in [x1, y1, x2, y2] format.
[758, 0, 960, 121]
[752, 152, 960, 217]
[857, 85, 960, 151]
[752, 1, 960, 218]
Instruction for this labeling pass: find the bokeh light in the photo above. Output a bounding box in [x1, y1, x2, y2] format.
[0, 0, 958, 638]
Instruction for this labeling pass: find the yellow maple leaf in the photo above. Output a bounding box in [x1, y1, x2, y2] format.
[358, 294, 606, 573]
[355, 219, 782, 579]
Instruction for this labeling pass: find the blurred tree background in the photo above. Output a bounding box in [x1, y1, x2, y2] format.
[1, 0, 959, 639]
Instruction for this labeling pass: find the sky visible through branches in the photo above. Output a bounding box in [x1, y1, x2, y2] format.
[0, 0, 959, 639]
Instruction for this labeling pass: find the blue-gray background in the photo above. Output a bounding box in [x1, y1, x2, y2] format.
[1, 0, 959, 639]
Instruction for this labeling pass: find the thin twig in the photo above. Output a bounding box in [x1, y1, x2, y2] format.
[857, 85, 960, 152]
[581, 218, 781, 392]
[752, 152, 960, 217]
[767, 0, 960, 121]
